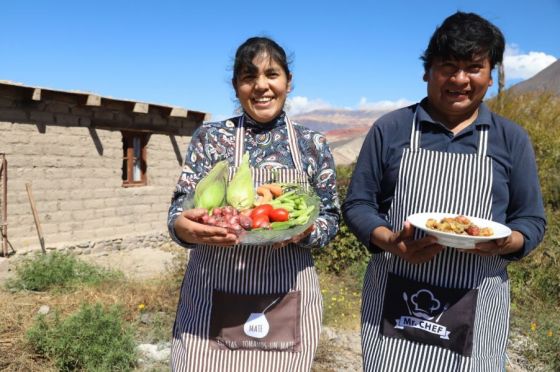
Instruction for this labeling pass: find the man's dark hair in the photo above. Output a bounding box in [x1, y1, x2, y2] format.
[421, 11, 505, 71]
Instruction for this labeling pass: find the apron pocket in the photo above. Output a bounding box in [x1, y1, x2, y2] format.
[381, 273, 478, 356]
[209, 290, 301, 352]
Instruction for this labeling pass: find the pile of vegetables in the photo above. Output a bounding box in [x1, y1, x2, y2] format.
[192, 153, 317, 236]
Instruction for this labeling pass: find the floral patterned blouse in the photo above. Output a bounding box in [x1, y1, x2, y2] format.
[167, 111, 340, 249]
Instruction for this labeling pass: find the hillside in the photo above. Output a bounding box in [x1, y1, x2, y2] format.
[292, 108, 388, 131]
[292, 108, 389, 165]
[508, 59, 560, 95]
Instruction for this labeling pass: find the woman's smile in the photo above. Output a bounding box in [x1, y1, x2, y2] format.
[235, 53, 291, 123]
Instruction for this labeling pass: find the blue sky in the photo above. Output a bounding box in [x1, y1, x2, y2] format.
[1, 1, 558, 121]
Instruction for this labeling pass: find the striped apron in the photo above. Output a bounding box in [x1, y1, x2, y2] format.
[171, 115, 322, 372]
[361, 109, 510, 371]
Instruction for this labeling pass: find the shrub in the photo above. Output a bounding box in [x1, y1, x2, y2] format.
[488, 92, 560, 209]
[27, 303, 136, 371]
[315, 222, 369, 275]
[313, 164, 370, 275]
[489, 92, 560, 371]
[6, 251, 122, 292]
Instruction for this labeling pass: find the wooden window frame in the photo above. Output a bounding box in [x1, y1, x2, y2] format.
[122, 131, 149, 187]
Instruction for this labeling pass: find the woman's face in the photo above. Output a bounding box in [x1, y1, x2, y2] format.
[423, 55, 493, 125]
[235, 53, 291, 123]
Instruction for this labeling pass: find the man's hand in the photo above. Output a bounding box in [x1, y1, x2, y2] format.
[463, 231, 524, 256]
[371, 222, 444, 264]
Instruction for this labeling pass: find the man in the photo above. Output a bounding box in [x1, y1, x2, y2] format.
[343, 11, 546, 371]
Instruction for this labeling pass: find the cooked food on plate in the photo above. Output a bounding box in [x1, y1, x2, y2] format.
[425, 215, 493, 237]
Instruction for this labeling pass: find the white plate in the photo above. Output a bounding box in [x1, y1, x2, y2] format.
[407, 213, 512, 249]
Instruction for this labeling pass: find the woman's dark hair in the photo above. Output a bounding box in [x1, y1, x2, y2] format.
[421, 12, 505, 71]
[232, 37, 291, 87]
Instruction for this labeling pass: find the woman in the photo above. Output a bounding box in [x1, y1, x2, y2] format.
[167, 37, 339, 371]
[342, 12, 546, 372]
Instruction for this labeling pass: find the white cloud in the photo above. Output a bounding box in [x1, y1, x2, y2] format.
[503, 44, 557, 80]
[357, 98, 414, 111]
[285, 96, 333, 116]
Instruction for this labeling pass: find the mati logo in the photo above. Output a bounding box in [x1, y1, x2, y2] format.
[243, 313, 270, 339]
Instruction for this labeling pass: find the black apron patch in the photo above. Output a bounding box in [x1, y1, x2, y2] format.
[381, 273, 478, 356]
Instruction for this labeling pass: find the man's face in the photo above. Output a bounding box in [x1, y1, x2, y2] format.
[424, 55, 493, 124]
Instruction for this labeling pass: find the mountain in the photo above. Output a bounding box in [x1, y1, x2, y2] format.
[291, 108, 391, 165]
[508, 59, 560, 95]
[292, 108, 388, 133]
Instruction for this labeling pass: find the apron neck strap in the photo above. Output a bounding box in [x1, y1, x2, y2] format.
[234, 117, 246, 167]
[476, 126, 488, 157]
[409, 107, 489, 157]
[234, 115, 303, 171]
[409, 109, 421, 150]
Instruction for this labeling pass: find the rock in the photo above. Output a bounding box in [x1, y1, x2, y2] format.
[314, 327, 362, 372]
[140, 312, 152, 324]
[37, 305, 50, 315]
[322, 326, 339, 341]
[137, 343, 171, 362]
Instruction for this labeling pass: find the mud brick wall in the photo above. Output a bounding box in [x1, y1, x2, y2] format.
[0, 83, 203, 255]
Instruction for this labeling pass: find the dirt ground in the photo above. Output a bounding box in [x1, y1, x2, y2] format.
[0, 245, 183, 283]
[78, 247, 181, 280]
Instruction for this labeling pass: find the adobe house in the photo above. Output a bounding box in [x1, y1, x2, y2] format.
[0, 81, 208, 256]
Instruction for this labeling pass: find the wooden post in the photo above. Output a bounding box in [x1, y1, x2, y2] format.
[1, 154, 7, 256]
[25, 183, 46, 254]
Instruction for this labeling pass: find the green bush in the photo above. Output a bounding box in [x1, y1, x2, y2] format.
[490, 93, 560, 308]
[315, 222, 369, 275]
[27, 303, 136, 371]
[6, 251, 121, 292]
[488, 92, 560, 209]
[313, 164, 370, 275]
[489, 92, 560, 370]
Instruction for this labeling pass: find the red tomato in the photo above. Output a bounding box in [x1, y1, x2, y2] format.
[269, 208, 289, 222]
[252, 214, 270, 229]
[251, 204, 273, 219]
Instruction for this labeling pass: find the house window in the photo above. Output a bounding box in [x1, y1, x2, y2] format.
[122, 132, 149, 186]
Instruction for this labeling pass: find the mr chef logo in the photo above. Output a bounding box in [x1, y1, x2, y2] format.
[395, 289, 450, 339]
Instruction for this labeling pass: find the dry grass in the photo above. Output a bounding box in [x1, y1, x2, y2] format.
[318, 265, 363, 331]
[0, 248, 186, 371]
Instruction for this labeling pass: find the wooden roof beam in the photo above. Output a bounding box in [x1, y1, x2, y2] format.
[32, 88, 42, 101]
[169, 107, 188, 118]
[86, 94, 101, 106]
[133, 102, 149, 114]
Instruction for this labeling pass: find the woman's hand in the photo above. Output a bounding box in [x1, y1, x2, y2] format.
[463, 230, 524, 256]
[271, 224, 315, 249]
[174, 208, 239, 246]
[371, 222, 444, 264]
